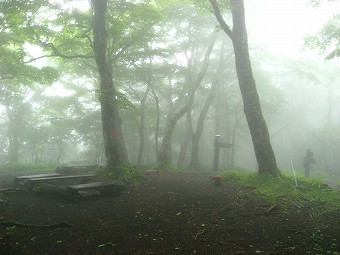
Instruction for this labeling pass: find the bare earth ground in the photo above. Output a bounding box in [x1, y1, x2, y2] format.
[0, 172, 339, 255]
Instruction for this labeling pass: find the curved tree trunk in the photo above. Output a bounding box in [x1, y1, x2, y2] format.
[188, 80, 218, 169]
[92, 0, 122, 174]
[158, 103, 190, 167]
[210, 0, 280, 176]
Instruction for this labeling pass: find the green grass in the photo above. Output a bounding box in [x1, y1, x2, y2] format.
[222, 171, 340, 212]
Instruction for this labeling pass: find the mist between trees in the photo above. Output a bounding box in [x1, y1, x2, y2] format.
[0, 0, 339, 180]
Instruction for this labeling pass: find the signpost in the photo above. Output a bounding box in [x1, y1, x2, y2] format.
[213, 135, 232, 172]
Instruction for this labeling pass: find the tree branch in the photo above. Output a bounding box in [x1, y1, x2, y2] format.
[27, 25, 94, 61]
[23, 55, 56, 64]
[209, 0, 234, 41]
[44, 43, 94, 59]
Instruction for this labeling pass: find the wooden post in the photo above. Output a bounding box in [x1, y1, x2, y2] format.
[213, 135, 221, 172]
[303, 149, 315, 178]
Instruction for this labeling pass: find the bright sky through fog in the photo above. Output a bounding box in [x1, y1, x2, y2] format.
[68, 0, 90, 11]
[245, 0, 340, 56]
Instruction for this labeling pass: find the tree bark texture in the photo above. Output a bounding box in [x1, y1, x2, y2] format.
[92, 0, 122, 173]
[210, 0, 280, 176]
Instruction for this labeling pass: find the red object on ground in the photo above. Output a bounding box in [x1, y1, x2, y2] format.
[213, 175, 222, 186]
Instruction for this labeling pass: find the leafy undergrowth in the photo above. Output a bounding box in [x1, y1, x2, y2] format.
[97, 164, 146, 185]
[222, 171, 340, 214]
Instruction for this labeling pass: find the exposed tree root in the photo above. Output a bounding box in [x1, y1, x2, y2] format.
[0, 221, 72, 229]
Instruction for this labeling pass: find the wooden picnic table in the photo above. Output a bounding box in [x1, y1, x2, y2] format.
[68, 181, 124, 196]
[25, 174, 97, 185]
[14, 173, 61, 185]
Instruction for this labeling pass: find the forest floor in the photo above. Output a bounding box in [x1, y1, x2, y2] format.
[0, 171, 339, 255]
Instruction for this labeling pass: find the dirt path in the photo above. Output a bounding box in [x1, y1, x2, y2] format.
[0, 172, 339, 254]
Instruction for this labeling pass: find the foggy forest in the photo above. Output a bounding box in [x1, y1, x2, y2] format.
[0, 0, 339, 254]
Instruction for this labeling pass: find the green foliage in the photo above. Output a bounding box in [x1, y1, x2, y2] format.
[115, 91, 137, 111]
[5, 226, 16, 235]
[0, 0, 59, 84]
[305, 13, 340, 59]
[223, 171, 340, 212]
[0, 163, 56, 175]
[97, 164, 145, 185]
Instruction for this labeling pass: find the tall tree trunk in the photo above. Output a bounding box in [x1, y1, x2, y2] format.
[150, 83, 160, 160]
[133, 64, 160, 163]
[210, 0, 280, 176]
[113, 108, 129, 163]
[92, 0, 122, 173]
[188, 80, 218, 169]
[6, 101, 21, 164]
[177, 112, 193, 168]
[230, 103, 244, 167]
[137, 85, 150, 165]
[8, 119, 20, 164]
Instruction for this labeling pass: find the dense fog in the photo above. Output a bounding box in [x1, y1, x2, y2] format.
[0, 0, 339, 181]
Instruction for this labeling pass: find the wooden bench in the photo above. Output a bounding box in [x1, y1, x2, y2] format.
[68, 181, 124, 196]
[24, 174, 97, 189]
[14, 173, 61, 185]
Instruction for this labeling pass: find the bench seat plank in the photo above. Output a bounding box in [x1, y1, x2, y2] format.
[26, 174, 97, 183]
[14, 173, 61, 185]
[68, 182, 117, 191]
[68, 181, 124, 196]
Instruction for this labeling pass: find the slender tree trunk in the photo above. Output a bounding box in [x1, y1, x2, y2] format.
[177, 112, 193, 168]
[92, 0, 122, 173]
[230, 104, 244, 167]
[6, 102, 21, 164]
[137, 85, 150, 165]
[188, 80, 218, 169]
[56, 139, 63, 164]
[133, 65, 160, 163]
[210, 0, 280, 176]
[8, 121, 20, 163]
[150, 83, 160, 160]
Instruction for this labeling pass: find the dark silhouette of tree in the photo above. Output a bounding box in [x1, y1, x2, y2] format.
[92, 0, 122, 173]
